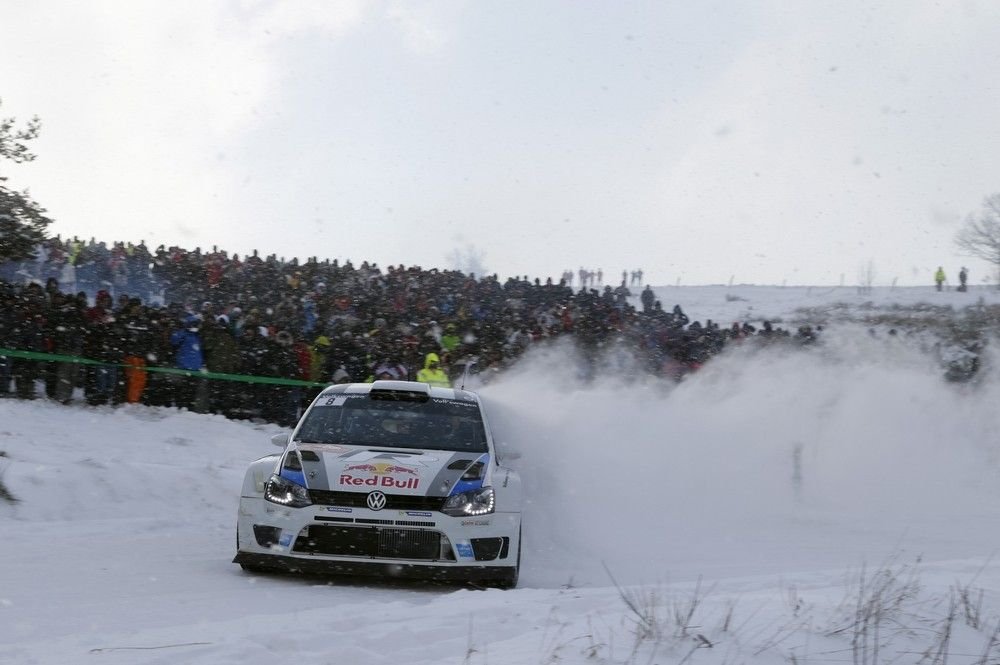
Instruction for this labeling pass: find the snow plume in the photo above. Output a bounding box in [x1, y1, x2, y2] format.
[480, 327, 1000, 588]
[444, 241, 489, 278]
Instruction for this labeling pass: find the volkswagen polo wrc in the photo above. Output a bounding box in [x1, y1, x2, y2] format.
[233, 380, 522, 587]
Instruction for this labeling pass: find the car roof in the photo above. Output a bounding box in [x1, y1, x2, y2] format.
[319, 380, 481, 404]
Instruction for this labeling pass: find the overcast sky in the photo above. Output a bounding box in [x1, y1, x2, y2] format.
[3, 0, 1000, 286]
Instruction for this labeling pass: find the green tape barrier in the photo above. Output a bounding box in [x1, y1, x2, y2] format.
[0, 348, 329, 388]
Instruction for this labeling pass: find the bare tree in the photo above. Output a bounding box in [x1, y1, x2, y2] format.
[955, 194, 1000, 288]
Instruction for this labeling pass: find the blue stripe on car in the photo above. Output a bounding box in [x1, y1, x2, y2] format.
[280, 468, 307, 487]
[449, 454, 489, 496]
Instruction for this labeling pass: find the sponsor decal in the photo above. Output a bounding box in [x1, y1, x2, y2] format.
[278, 533, 293, 548]
[339, 474, 420, 490]
[455, 542, 475, 559]
[405, 511, 433, 518]
[264, 506, 290, 517]
[432, 398, 477, 408]
[325, 506, 352, 513]
[461, 519, 491, 527]
[339, 461, 422, 489]
[344, 462, 418, 476]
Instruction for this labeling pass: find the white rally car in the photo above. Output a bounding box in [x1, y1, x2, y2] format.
[234, 380, 522, 588]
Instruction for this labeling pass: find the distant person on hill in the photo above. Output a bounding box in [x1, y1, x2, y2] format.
[934, 266, 946, 292]
[958, 267, 968, 292]
[640, 284, 655, 313]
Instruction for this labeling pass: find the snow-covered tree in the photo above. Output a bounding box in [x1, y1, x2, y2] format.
[0, 99, 52, 262]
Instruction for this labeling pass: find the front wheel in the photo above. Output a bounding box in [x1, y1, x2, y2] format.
[490, 528, 521, 589]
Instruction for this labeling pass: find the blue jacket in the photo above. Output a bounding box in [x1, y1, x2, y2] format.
[170, 329, 204, 371]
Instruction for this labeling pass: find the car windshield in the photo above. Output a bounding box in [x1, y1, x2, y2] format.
[293, 394, 488, 452]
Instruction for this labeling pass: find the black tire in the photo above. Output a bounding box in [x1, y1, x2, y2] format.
[490, 528, 521, 589]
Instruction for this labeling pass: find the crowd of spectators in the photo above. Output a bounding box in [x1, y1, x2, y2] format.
[0, 235, 817, 425]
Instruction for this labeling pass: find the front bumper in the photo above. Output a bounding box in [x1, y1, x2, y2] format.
[235, 496, 520, 582]
[232, 552, 516, 583]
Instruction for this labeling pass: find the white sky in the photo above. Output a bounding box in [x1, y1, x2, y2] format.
[3, 0, 1000, 286]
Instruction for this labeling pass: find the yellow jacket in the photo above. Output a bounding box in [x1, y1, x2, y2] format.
[416, 352, 450, 388]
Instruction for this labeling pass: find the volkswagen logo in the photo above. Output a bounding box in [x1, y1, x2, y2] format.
[366, 491, 387, 511]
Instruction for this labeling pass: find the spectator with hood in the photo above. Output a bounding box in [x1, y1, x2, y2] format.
[416, 352, 450, 387]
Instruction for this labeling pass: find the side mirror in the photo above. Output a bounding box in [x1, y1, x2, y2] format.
[270, 433, 290, 448]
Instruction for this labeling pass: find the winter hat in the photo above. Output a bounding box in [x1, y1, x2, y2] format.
[276, 330, 293, 346]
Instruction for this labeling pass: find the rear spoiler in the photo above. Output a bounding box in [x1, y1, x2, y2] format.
[369, 380, 431, 402]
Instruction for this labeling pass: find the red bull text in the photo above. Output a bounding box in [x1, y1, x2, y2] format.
[339, 474, 420, 489]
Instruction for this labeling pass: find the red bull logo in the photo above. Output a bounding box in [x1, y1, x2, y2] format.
[340, 461, 420, 489]
[343, 463, 379, 473]
[383, 464, 418, 476]
[344, 462, 418, 476]
[339, 474, 420, 490]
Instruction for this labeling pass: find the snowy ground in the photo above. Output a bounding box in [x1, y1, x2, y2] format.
[3, 285, 1000, 664]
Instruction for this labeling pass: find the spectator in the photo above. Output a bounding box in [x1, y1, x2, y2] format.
[48, 291, 87, 404]
[9, 292, 46, 399]
[169, 314, 205, 411]
[83, 290, 119, 406]
[119, 298, 152, 404]
[640, 285, 655, 313]
[201, 315, 241, 416]
[416, 352, 450, 387]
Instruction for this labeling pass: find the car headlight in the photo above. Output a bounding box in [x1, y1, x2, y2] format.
[442, 487, 495, 516]
[264, 474, 312, 508]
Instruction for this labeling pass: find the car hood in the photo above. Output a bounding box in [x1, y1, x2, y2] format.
[293, 443, 489, 497]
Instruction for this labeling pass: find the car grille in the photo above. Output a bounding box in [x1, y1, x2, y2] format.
[293, 525, 444, 560]
[309, 490, 447, 512]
